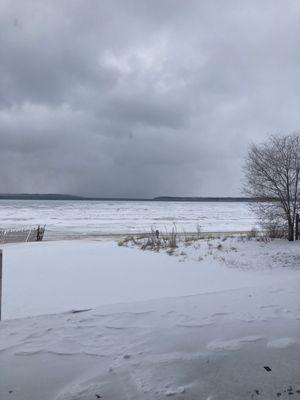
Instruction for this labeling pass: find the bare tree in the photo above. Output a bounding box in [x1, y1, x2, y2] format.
[244, 134, 300, 241]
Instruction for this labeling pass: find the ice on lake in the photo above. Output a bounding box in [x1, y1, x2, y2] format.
[0, 200, 257, 236]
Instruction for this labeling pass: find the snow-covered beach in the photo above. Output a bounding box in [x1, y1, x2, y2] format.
[1, 235, 300, 399]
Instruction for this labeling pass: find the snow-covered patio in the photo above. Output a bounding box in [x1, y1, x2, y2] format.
[0, 238, 300, 399]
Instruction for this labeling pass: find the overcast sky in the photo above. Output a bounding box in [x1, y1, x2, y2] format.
[1, 0, 300, 197]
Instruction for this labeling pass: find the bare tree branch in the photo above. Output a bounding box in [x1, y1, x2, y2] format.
[244, 133, 300, 241]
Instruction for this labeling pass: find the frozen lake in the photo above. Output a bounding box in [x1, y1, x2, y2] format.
[0, 200, 257, 237]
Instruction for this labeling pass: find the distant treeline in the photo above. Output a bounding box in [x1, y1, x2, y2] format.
[0, 193, 273, 202]
[0, 193, 86, 200]
[153, 196, 266, 202]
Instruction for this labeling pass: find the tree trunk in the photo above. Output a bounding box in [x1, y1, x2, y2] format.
[288, 221, 294, 241]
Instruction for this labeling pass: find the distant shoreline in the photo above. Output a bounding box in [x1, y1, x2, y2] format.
[0, 194, 264, 202]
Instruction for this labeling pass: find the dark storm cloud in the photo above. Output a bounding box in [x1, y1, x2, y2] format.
[1, 0, 300, 196]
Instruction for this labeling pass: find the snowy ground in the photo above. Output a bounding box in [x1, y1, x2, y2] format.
[1, 239, 286, 319]
[0, 237, 300, 399]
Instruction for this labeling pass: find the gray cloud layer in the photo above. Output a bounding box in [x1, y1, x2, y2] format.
[1, 0, 300, 196]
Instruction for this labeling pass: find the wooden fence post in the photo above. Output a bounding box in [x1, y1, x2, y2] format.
[0, 250, 2, 321]
[296, 214, 299, 241]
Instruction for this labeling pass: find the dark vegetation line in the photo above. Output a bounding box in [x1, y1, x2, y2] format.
[0, 193, 273, 202]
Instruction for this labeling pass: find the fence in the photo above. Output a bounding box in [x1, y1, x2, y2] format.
[0, 225, 45, 244]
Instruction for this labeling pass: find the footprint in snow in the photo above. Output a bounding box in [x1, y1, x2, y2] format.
[259, 304, 278, 309]
[267, 338, 299, 349]
[207, 336, 265, 352]
[165, 386, 186, 396]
